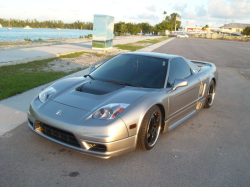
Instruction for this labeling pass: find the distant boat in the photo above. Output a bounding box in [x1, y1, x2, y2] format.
[55, 28, 61, 30]
[23, 25, 33, 29]
[8, 19, 12, 30]
[0, 24, 2, 28]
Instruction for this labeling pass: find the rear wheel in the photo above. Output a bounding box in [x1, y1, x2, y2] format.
[204, 80, 215, 108]
[137, 106, 162, 150]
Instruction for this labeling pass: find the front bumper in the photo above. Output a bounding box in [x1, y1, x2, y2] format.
[28, 98, 136, 159]
[28, 121, 136, 159]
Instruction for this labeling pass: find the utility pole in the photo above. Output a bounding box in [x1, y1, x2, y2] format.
[230, 19, 234, 37]
[175, 17, 176, 32]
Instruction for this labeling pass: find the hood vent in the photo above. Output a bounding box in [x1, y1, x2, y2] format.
[76, 80, 125, 95]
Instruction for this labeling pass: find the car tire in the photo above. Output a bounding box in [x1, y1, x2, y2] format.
[204, 80, 215, 108]
[137, 105, 162, 150]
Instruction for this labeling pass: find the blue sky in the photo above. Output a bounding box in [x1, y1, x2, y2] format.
[1, 0, 250, 28]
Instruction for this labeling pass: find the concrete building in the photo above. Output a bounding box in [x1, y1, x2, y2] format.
[184, 26, 218, 33]
[220, 23, 250, 32]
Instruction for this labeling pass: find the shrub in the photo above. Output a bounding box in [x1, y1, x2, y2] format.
[23, 38, 31, 41]
[242, 26, 250, 35]
[84, 34, 93, 38]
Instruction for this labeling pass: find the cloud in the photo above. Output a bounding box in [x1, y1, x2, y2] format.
[195, 5, 207, 17]
[112, 0, 120, 4]
[137, 13, 159, 20]
[48, 8, 60, 12]
[124, 13, 159, 25]
[146, 5, 156, 12]
[173, 3, 188, 12]
[127, 16, 137, 20]
[181, 11, 198, 20]
[71, 9, 81, 13]
[208, 0, 250, 19]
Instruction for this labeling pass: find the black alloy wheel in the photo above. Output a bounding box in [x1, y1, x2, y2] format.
[137, 106, 162, 150]
[204, 80, 215, 108]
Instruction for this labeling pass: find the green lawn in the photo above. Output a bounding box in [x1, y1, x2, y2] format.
[217, 36, 235, 39]
[114, 37, 170, 51]
[113, 44, 145, 51]
[58, 51, 86, 58]
[0, 58, 85, 101]
[136, 37, 170, 44]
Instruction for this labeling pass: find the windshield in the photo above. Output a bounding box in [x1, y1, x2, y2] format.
[90, 54, 168, 88]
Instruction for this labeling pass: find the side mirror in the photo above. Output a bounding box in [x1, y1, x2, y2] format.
[172, 79, 188, 91]
[89, 66, 95, 73]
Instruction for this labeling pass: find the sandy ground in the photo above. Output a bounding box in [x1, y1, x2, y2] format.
[42, 49, 131, 72]
[43, 41, 153, 72]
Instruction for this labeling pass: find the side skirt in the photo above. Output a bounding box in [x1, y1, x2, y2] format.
[162, 99, 205, 133]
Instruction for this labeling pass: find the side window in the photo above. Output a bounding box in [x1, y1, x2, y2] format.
[167, 57, 192, 86]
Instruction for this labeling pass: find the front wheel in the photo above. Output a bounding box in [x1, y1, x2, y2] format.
[137, 106, 162, 150]
[204, 80, 215, 108]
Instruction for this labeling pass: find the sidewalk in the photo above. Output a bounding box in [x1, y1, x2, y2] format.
[0, 37, 175, 136]
[0, 36, 163, 67]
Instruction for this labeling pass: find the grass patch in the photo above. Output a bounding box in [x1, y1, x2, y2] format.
[217, 36, 235, 39]
[114, 37, 170, 51]
[0, 41, 33, 46]
[113, 44, 145, 51]
[0, 57, 86, 101]
[136, 37, 170, 44]
[93, 52, 104, 57]
[135, 40, 152, 43]
[105, 55, 115, 59]
[58, 51, 86, 58]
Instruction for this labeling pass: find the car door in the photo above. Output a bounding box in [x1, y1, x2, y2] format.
[167, 57, 201, 127]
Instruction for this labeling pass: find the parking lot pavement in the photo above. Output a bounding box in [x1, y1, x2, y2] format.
[0, 38, 249, 187]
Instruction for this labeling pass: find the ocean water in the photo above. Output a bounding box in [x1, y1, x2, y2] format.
[0, 27, 93, 42]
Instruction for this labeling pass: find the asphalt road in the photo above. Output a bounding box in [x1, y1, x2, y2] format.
[1, 38, 250, 187]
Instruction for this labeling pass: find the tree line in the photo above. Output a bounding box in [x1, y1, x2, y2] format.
[114, 13, 181, 35]
[0, 18, 93, 30]
[0, 12, 181, 34]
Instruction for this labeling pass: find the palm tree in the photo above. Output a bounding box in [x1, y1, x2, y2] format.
[163, 11, 167, 21]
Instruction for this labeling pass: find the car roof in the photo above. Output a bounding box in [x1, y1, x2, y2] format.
[122, 52, 180, 60]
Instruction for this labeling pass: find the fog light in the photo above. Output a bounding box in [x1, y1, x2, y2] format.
[82, 141, 93, 150]
[81, 141, 107, 152]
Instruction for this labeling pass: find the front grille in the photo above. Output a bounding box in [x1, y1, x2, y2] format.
[35, 121, 81, 148]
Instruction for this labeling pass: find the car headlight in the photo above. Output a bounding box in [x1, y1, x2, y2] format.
[92, 103, 129, 120]
[38, 87, 56, 103]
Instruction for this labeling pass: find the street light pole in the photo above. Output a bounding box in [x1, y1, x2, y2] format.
[230, 19, 234, 37]
[175, 17, 176, 31]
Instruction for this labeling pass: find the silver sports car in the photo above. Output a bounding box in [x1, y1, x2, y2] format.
[28, 52, 218, 159]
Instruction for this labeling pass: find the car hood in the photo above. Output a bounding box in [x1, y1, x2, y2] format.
[51, 80, 151, 111]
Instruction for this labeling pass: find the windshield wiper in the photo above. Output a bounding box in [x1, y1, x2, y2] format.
[84, 74, 95, 80]
[106, 80, 143, 88]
